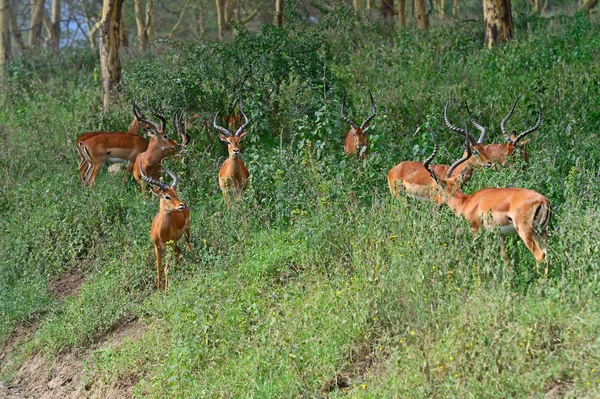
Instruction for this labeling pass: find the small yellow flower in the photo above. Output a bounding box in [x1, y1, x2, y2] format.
[373, 317, 378, 321]
[410, 331, 415, 336]
[592, 369, 596, 373]
[456, 287, 461, 291]
[455, 373, 459, 378]
[365, 355, 369, 359]
[443, 243, 447, 247]
[379, 347, 383, 351]
[432, 266, 436, 269]
[399, 339, 404, 343]
[586, 382, 591, 386]
[449, 357, 454, 361]
[361, 383, 367, 389]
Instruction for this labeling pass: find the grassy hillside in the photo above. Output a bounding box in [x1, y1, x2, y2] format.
[1, 8, 600, 398]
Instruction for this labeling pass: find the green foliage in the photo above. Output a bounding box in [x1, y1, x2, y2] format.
[1, 9, 600, 398]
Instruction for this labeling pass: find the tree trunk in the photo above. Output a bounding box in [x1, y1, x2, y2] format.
[581, 0, 597, 13]
[49, 0, 60, 51]
[415, 0, 429, 30]
[134, 0, 153, 52]
[0, 0, 10, 74]
[274, 0, 283, 26]
[120, 10, 128, 50]
[453, 0, 459, 16]
[483, 0, 512, 49]
[29, 0, 46, 47]
[7, 0, 25, 51]
[98, 0, 123, 111]
[353, 0, 360, 9]
[170, 0, 189, 39]
[216, 0, 226, 40]
[397, 0, 406, 27]
[380, 0, 394, 19]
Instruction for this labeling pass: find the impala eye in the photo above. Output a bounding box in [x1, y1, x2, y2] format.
[165, 195, 172, 200]
[227, 141, 231, 144]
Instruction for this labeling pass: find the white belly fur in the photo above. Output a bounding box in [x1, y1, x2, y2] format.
[106, 157, 128, 164]
[499, 223, 517, 235]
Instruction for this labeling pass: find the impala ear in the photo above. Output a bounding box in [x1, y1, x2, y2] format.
[518, 138, 532, 146]
[509, 131, 518, 142]
[149, 186, 162, 197]
[238, 130, 248, 141]
[217, 133, 229, 142]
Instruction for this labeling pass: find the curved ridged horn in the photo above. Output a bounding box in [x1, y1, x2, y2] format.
[140, 164, 169, 192]
[465, 101, 487, 144]
[422, 126, 439, 183]
[340, 94, 358, 130]
[360, 90, 377, 130]
[446, 124, 472, 179]
[234, 106, 250, 137]
[156, 161, 179, 189]
[213, 111, 233, 137]
[134, 100, 161, 132]
[444, 100, 477, 145]
[513, 99, 542, 146]
[501, 95, 521, 142]
[174, 110, 190, 147]
[146, 97, 167, 133]
[132, 100, 145, 120]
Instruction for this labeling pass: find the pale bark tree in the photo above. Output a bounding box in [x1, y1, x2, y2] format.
[528, 0, 547, 13]
[366, 0, 372, 13]
[134, 0, 152, 51]
[453, 0, 459, 17]
[49, 0, 60, 50]
[581, 0, 597, 13]
[483, 0, 512, 48]
[275, 0, 283, 25]
[397, 0, 405, 27]
[29, 0, 46, 47]
[7, 0, 25, 51]
[216, 0, 226, 40]
[80, 0, 101, 50]
[170, 0, 189, 39]
[415, 0, 429, 29]
[0, 0, 10, 74]
[193, 0, 206, 41]
[98, 0, 123, 111]
[353, 0, 360, 9]
[120, 10, 128, 49]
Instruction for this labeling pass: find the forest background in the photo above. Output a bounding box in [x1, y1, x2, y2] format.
[0, 0, 599, 397]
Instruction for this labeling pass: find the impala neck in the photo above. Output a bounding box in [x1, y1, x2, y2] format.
[128, 119, 142, 135]
[445, 186, 469, 216]
[228, 155, 245, 174]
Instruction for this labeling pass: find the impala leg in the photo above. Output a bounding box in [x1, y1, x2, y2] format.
[174, 243, 182, 260]
[185, 225, 192, 251]
[516, 224, 546, 263]
[87, 161, 104, 187]
[164, 261, 170, 293]
[499, 235, 510, 263]
[124, 161, 134, 185]
[154, 245, 163, 291]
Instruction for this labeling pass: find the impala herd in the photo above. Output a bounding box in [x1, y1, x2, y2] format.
[76, 94, 548, 291]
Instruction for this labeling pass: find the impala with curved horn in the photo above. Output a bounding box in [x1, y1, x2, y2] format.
[141, 163, 191, 291]
[424, 128, 551, 271]
[341, 91, 377, 159]
[387, 120, 492, 200]
[478, 96, 542, 164]
[76, 101, 152, 182]
[133, 108, 190, 195]
[214, 107, 250, 206]
[80, 104, 158, 187]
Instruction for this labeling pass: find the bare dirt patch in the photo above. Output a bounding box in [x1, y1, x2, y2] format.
[544, 378, 574, 398]
[49, 268, 85, 299]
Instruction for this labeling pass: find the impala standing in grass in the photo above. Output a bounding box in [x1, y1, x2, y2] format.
[214, 107, 250, 206]
[341, 91, 377, 159]
[140, 163, 191, 292]
[423, 129, 551, 272]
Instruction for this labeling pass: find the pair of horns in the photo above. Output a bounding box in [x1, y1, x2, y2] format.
[213, 105, 249, 137]
[341, 91, 377, 130]
[423, 124, 472, 181]
[140, 162, 178, 191]
[446, 96, 542, 146]
[133, 100, 190, 147]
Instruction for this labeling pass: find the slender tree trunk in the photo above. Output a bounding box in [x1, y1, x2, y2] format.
[120, 10, 128, 50]
[397, 0, 406, 27]
[274, 0, 283, 26]
[98, 0, 123, 111]
[483, 0, 512, 49]
[29, 0, 46, 47]
[7, 0, 25, 51]
[49, 0, 60, 50]
[380, 0, 394, 19]
[581, 0, 597, 13]
[366, 0, 372, 13]
[415, 0, 429, 29]
[453, 0, 459, 17]
[439, 0, 445, 17]
[134, 0, 153, 52]
[0, 0, 10, 74]
[216, 0, 225, 40]
[353, 0, 360, 9]
[170, 0, 189, 39]
[196, 0, 205, 40]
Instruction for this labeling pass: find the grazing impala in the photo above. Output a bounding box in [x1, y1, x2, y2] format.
[341, 91, 377, 159]
[140, 163, 191, 291]
[133, 109, 190, 195]
[214, 107, 250, 206]
[423, 129, 551, 271]
[387, 120, 492, 199]
[81, 104, 160, 187]
[76, 101, 151, 182]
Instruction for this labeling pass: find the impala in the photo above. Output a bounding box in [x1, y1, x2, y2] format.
[133, 109, 190, 195]
[76, 101, 151, 182]
[140, 163, 191, 291]
[387, 121, 492, 199]
[214, 107, 250, 206]
[462, 96, 542, 164]
[423, 129, 551, 271]
[81, 104, 160, 187]
[341, 91, 377, 159]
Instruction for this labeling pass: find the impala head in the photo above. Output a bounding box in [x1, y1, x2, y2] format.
[341, 91, 377, 156]
[424, 125, 472, 204]
[143, 100, 189, 153]
[132, 100, 158, 132]
[214, 107, 250, 159]
[445, 100, 493, 169]
[140, 162, 186, 212]
[500, 96, 542, 157]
